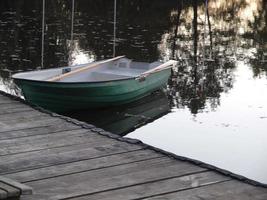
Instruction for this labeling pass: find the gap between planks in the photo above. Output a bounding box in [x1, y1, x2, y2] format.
[62, 171, 230, 200]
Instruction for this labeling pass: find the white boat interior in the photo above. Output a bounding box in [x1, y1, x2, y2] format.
[12, 58, 163, 83]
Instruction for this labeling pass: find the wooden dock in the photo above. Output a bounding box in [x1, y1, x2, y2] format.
[0, 92, 267, 200]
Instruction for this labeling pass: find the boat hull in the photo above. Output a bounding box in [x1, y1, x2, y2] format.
[14, 69, 171, 113]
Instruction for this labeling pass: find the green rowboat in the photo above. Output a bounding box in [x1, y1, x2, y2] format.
[12, 56, 176, 113]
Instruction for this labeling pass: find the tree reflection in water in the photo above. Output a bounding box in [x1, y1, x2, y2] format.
[162, 0, 266, 113]
[0, 0, 266, 115]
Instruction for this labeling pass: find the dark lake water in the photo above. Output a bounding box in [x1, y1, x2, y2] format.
[0, 0, 266, 184]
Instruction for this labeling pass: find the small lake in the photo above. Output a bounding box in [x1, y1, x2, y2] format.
[0, 0, 266, 184]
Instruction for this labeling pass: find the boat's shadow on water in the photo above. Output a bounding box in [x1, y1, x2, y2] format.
[63, 90, 171, 136]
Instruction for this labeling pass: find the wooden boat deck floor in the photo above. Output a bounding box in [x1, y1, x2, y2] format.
[0, 92, 266, 200]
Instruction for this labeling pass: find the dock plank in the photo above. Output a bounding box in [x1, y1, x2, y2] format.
[0, 123, 80, 140]
[68, 171, 229, 200]
[0, 182, 20, 198]
[0, 176, 32, 195]
[7, 149, 162, 183]
[0, 97, 18, 105]
[0, 110, 48, 122]
[0, 129, 108, 156]
[0, 188, 7, 200]
[0, 141, 142, 175]
[0, 117, 72, 133]
[143, 180, 267, 200]
[0, 103, 33, 115]
[19, 158, 207, 200]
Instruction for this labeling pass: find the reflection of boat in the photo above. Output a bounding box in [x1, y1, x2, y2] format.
[65, 91, 171, 136]
[12, 56, 176, 112]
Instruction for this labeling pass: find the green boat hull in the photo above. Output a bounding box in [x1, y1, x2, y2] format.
[14, 69, 171, 113]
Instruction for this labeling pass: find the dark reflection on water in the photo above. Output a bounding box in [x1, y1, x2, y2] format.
[0, 0, 267, 183]
[64, 91, 171, 136]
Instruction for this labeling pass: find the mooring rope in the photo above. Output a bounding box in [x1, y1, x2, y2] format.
[71, 0, 75, 44]
[68, 0, 75, 65]
[113, 0, 117, 57]
[203, 0, 208, 64]
[41, 0, 45, 68]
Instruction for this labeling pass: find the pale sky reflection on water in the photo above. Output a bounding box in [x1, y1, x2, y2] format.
[128, 61, 267, 184]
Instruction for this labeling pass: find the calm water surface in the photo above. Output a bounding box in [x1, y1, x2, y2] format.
[0, 0, 266, 184]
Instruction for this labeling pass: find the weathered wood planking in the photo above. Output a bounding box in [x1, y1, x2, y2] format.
[19, 158, 208, 200]
[0, 103, 33, 115]
[0, 93, 266, 200]
[62, 171, 230, 200]
[142, 180, 267, 200]
[0, 182, 20, 198]
[0, 176, 32, 199]
[7, 150, 162, 183]
[0, 96, 18, 105]
[0, 117, 73, 133]
[0, 122, 80, 140]
[0, 129, 109, 156]
[0, 110, 48, 122]
[0, 141, 142, 175]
